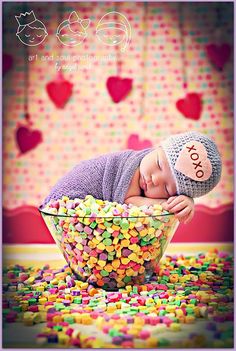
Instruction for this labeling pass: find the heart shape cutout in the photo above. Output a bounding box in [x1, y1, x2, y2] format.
[127, 134, 153, 150]
[205, 43, 231, 70]
[46, 76, 73, 109]
[176, 92, 202, 120]
[16, 125, 43, 154]
[106, 76, 133, 103]
[3, 53, 13, 76]
[174, 140, 212, 182]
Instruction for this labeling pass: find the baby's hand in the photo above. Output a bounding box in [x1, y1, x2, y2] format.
[162, 195, 194, 224]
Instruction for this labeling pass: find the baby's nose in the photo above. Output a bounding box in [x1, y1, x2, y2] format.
[146, 178, 153, 185]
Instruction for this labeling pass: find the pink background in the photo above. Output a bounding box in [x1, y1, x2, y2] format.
[3, 2, 234, 242]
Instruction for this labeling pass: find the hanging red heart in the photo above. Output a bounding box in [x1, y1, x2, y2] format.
[46, 72, 73, 109]
[16, 125, 43, 154]
[127, 134, 153, 150]
[176, 93, 203, 120]
[106, 76, 132, 103]
[3, 53, 13, 76]
[205, 43, 231, 70]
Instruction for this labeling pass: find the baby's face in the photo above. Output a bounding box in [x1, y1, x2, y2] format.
[139, 147, 177, 199]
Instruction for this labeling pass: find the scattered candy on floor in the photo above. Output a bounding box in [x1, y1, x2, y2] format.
[2, 249, 233, 348]
[40, 195, 178, 289]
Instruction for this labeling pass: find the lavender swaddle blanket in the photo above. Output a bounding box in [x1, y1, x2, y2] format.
[42, 148, 152, 207]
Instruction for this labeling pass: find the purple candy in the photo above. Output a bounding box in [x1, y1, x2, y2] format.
[109, 272, 117, 279]
[122, 249, 132, 257]
[112, 336, 123, 345]
[99, 253, 108, 260]
[84, 226, 93, 235]
[83, 246, 91, 253]
[75, 223, 84, 232]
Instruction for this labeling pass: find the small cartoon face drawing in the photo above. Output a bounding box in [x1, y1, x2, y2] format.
[98, 27, 124, 46]
[15, 10, 48, 46]
[56, 11, 90, 47]
[96, 11, 131, 52]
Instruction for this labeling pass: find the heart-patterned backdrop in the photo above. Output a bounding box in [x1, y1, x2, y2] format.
[3, 2, 233, 209]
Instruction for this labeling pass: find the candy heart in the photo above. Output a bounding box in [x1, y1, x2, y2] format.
[176, 92, 202, 120]
[16, 125, 43, 154]
[106, 76, 132, 103]
[46, 75, 73, 109]
[174, 140, 212, 182]
[3, 53, 13, 76]
[205, 43, 231, 70]
[127, 134, 153, 150]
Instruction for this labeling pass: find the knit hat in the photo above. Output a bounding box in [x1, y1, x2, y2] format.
[161, 131, 222, 198]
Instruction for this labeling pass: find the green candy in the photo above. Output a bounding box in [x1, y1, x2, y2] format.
[73, 297, 82, 304]
[113, 218, 121, 225]
[89, 221, 97, 229]
[120, 219, 129, 230]
[104, 221, 112, 228]
[64, 316, 74, 324]
[158, 338, 170, 347]
[102, 231, 111, 238]
[53, 325, 63, 331]
[103, 238, 112, 246]
[100, 270, 109, 277]
[28, 298, 37, 305]
[123, 276, 131, 283]
[159, 310, 166, 316]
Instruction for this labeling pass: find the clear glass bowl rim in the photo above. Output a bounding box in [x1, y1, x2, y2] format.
[38, 206, 174, 219]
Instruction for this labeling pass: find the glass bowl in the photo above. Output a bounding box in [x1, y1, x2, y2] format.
[39, 207, 179, 291]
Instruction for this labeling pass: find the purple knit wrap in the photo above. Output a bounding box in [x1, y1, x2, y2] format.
[42, 148, 151, 206]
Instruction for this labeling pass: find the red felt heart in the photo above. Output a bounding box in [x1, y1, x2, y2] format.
[176, 93, 203, 120]
[106, 76, 133, 103]
[3, 53, 13, 76]
[205, 43, 231, 70]
[127, 134, 153, 150]
[46, 76, 73, 109]
[16, 125, 43, 154]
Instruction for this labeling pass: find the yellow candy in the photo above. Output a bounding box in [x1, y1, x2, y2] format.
[38, 297, 47, 305]
[123, 232, 131, 239]
[75, 243, 83, 251]
[128, 244, 140, 252]
[106, 245, 114, 252]
[139, 266, 145, 274]
[48, 294, 57, 302]
[112, 259, 120, 269]
[185, 315, 195, 323]
[121, 257, 130, 265]
[170, 323, 181, 331]
[126, 268, 134, 276]
[97, 243, 105, 250]
[52, 315, 62, 323]
[129, 229, 139, 237]
[111, 225, 120, 231]
[139, 229, 148, 237]
[121, 239, 130, 247]
[128, 253, 138, 261]
[113, 237, 119, 245]
[90, 257, 97, 264]
[143, 252, 151, 260]
[97, 260, 106, 267]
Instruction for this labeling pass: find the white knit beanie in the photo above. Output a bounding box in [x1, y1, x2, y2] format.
[161, 131, 222, 198]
